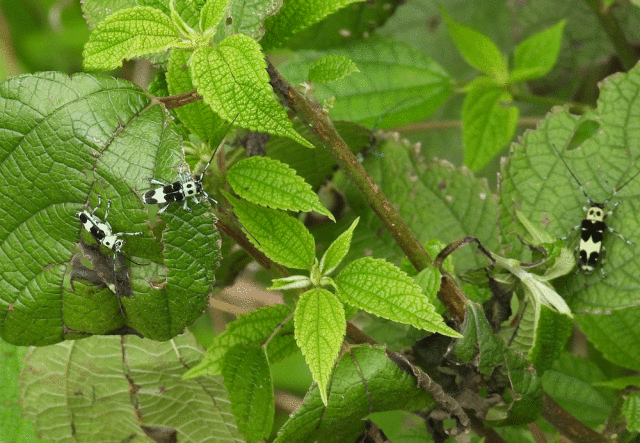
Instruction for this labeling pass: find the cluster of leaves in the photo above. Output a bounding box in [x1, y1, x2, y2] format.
[3, 0, 640, 442]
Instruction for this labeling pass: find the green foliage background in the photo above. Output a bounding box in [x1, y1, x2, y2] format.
[3, 0, 640, 442]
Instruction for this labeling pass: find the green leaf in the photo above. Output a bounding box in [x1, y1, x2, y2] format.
[275, 346, 435, 443]
[261, 0, 363, 49]
[222, 344, 274, 442]
[283, 0, 402, 50]
[295, 288, 346, 405]
[278, 38, 452, 129]
[20, 333, 244, 442]
[225, 193, 316, 270]
[594, 376, 640, 390]
[542, 353, 615, 427]
[577, 308, 640, 371]
[622, 392, 640, 432]
[511, 303, 573, 374]
[200, 0, 230, 34]
[511, 20, 566, 83]
[83, 6, 181, 70]
[335, 257, 460, 337]
[462, 86, 518, 171]
[0, 73, 219, 345]
[1, 340, 45, 443]
[308, 55, 359, 83]
[228, 156, 333, 219]
[269, 275, 312, 291]
[81, 0, 136, 29]
[341, 134, 499, 271]
[440, 8, 507, 81]
[319, 217, 359, 275]
[499, 64, 640, 363]
[167, 48, 227, 144]
[184, 305, 295, 378]
[220, 0, 282, 40]
[189, 34, 313, 147]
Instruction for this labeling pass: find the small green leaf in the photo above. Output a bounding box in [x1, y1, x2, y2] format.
[261, 0, 363, 49]
[269, 275, 312, 291]
[511, 20, 566, 83]
[189, 34, 313, 147]
[184, 305, 294, 378]
[463, 86, 518, 171]
[225, 193, 316, 270]
[335, 257, 460, 337]
[515, 210, 575, 279]
[413, 267, 441, 300]
[441, 8, 507, 81]
[319, 217, 359, 275]
[222, 344, 274, 442]
[308, 55, 359, 83]
[622, 393, 640, 432]
[295, 288, 346, 405]
[199, 0, 230, 34]
[228, 156, 333, 219]
[83, 7, 181, 70]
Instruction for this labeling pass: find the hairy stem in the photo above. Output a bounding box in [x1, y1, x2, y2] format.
[265, 58, 432, 272]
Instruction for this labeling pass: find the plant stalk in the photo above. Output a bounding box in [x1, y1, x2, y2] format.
[265, 58, 432, 272]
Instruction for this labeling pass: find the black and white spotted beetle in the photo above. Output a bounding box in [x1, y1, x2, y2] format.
[77, 195, 142, 273]
[553, 144, 640, 274]
[142, 117, 237, 214]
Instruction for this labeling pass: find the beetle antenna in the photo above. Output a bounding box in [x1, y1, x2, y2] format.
[551, 143, 594, 205]
[201, 115, 240, 176]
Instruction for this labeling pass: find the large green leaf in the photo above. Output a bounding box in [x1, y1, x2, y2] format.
[542, 353, 616, 427]
[0, 339, 45, 443]
[20, 333, 243, 442]
[261, 0, 363, 49]
[282, 0, 401, 50]
[277, 38, 452, 129]
[338, 133, 498, 270]
[274, 345, 435, 443]
[0, 73, 220, 345]
[222, 344, 274, 442]
[499, 64, 640, 366]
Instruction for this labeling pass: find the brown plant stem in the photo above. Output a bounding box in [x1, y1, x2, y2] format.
[541, 393, 609, 443]
[265, 58, 432, 273]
